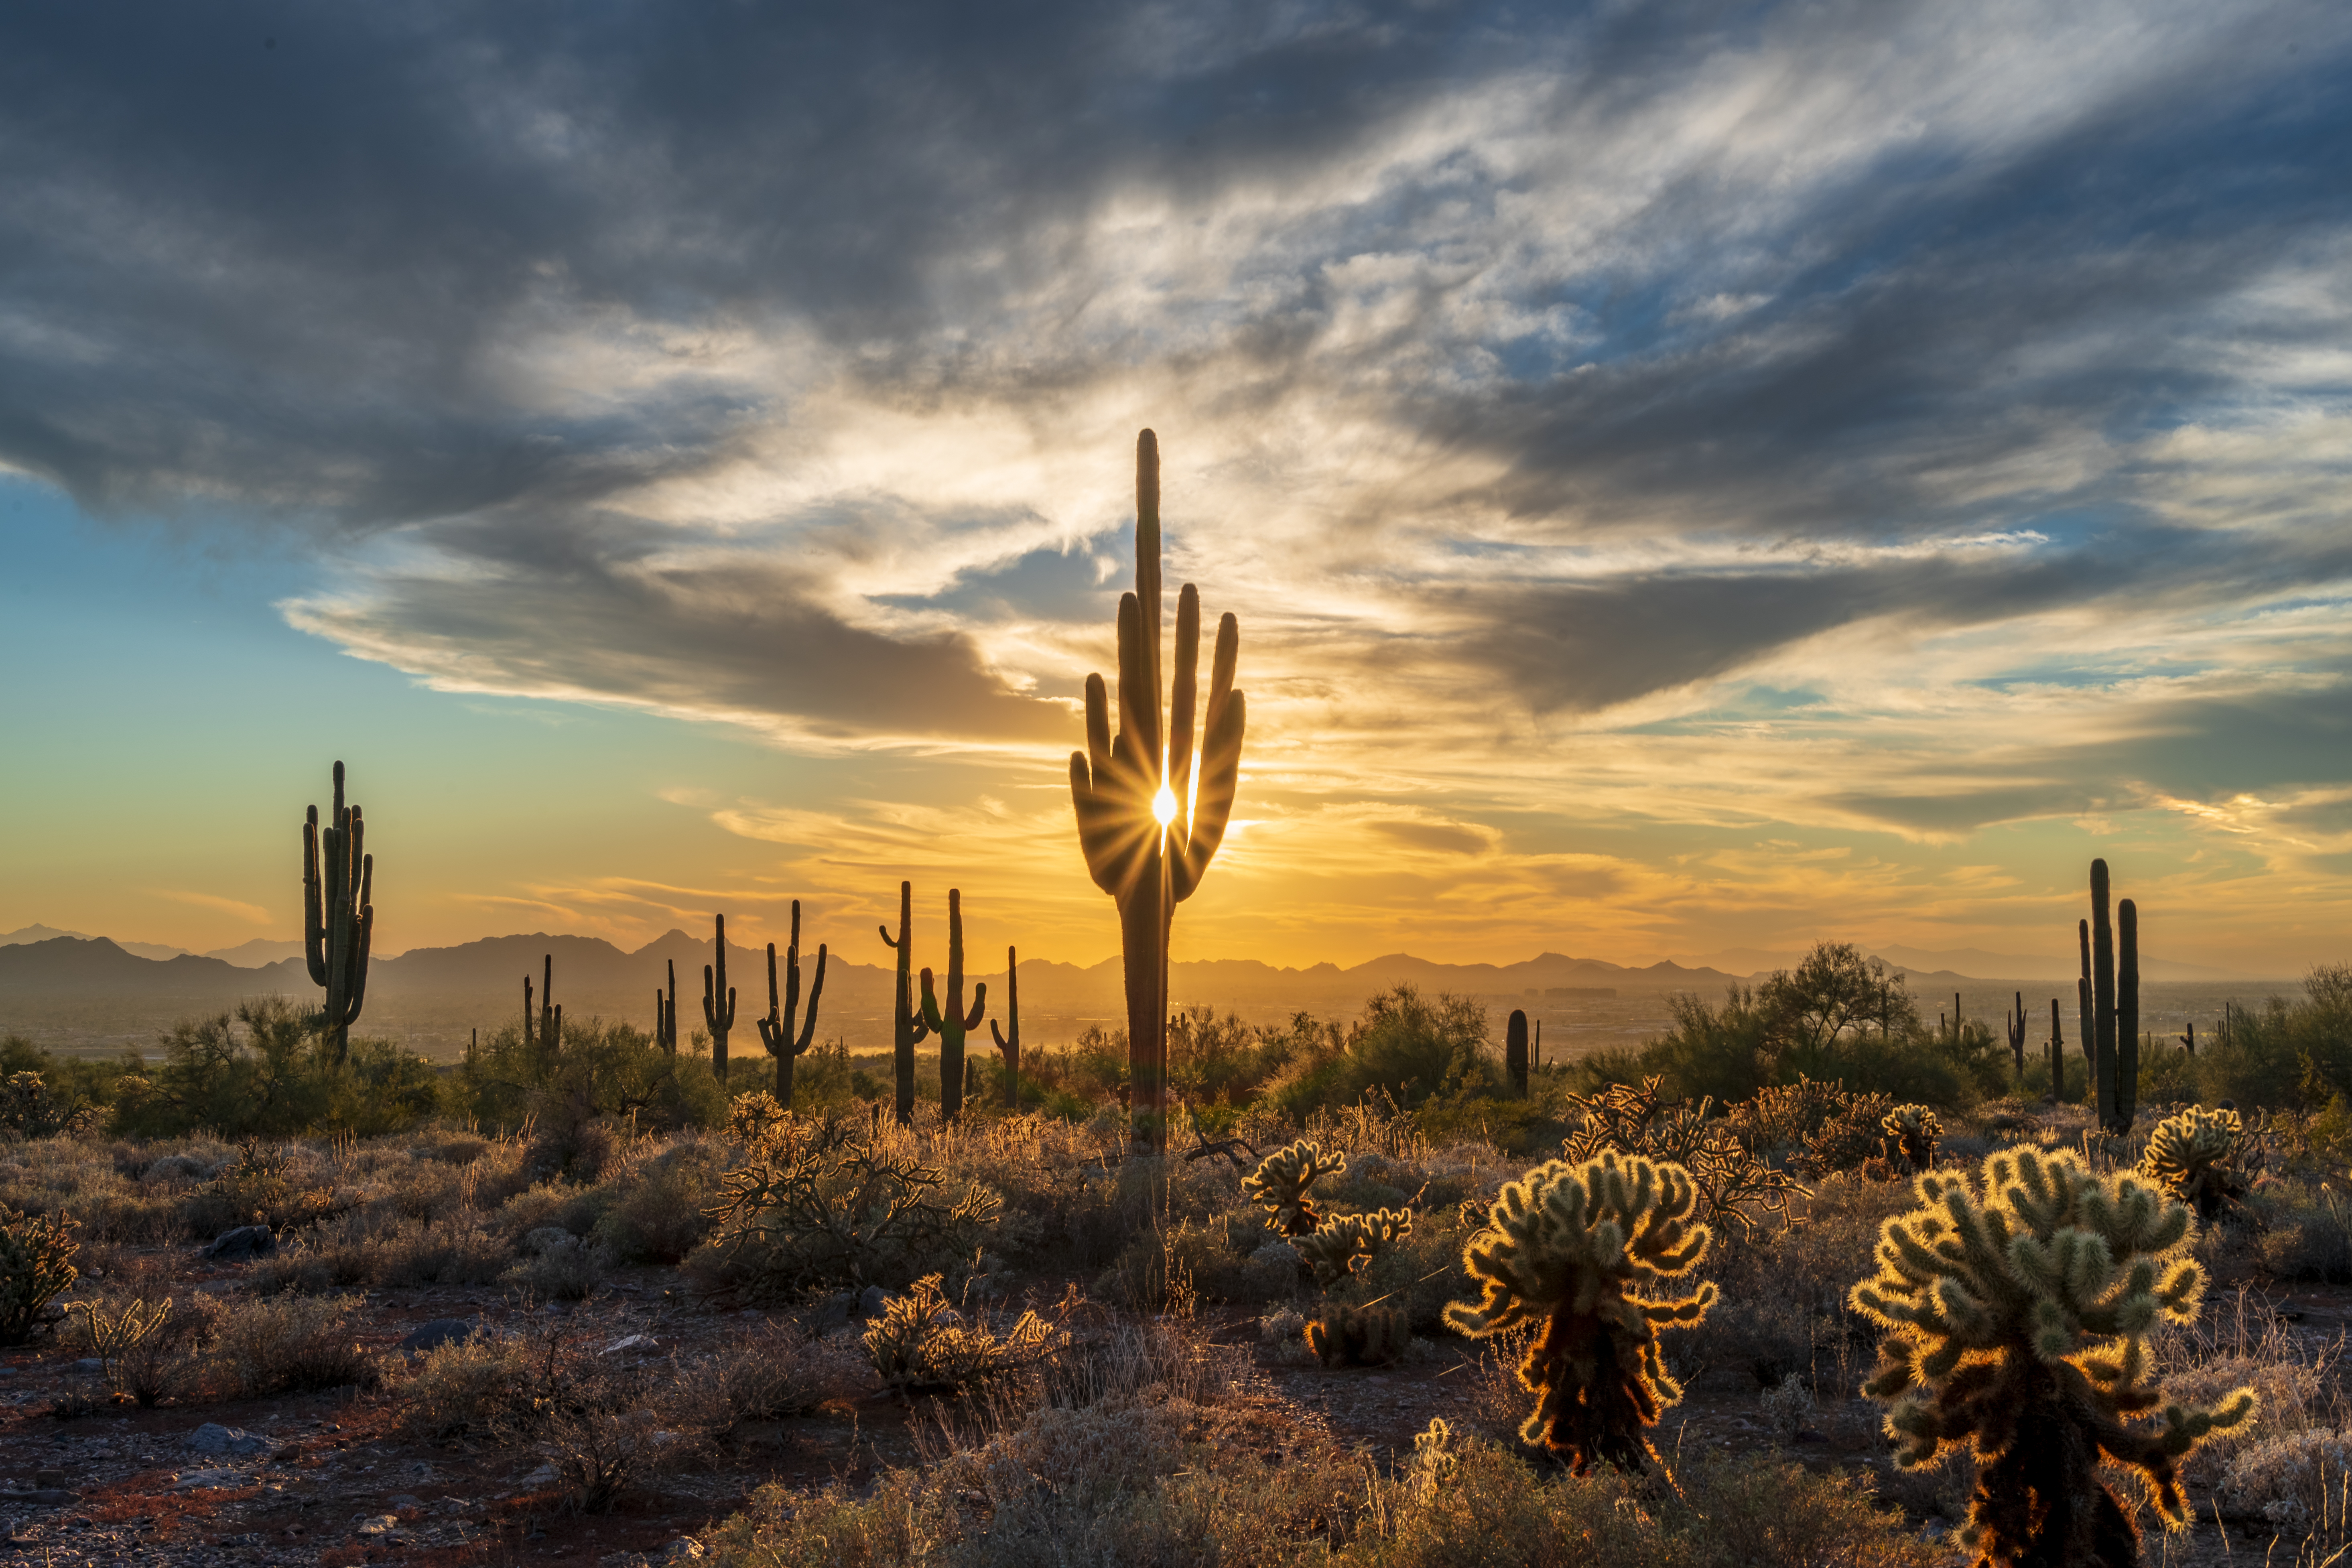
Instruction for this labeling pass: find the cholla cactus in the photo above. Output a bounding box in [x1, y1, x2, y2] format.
[1296, 1206, 1412, 1288]
[0, 1204, 79, 1346]
[861, 1274, 1067, 1396]
[1881, 1104, 1942, 1174]
[2139, 1107, 2250, 1221]
[1242, 1140, 1347, 1236]
[1305, 1302, 1410, 1367]
[1851, 1146, 2255, 1567]
[1442, 1151, 1716, 1474]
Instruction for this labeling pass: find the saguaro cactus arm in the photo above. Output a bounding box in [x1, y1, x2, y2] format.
[916, 888, 987, 1121]
[880, 880, 930, 1125]
[989, 944, 1022, 1107]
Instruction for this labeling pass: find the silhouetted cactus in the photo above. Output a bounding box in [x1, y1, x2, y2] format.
[655, 959, 677, 1054]
[878, 881, 930, 1125]
[2078, 918, 2094, 1076]
[525, 954, 561, 1057]
[1443, 1150, 1716, 1473]
[1069, 429, 1247, 1155]
[0, 1204, 77, 1346]
[1506, 1009, 1531, 1098]
[1297, 1206, 1413, 1288]
[1881, 1104, 1942, 1174]
[1306, 1302, 1410, 1368]
[302, 760, 374, 1064]
[989, 945, 1022, 1109]
[1852, 1146, 2254, 1566]
[757, 901, 829, 1107]
[917, 889, 987, 1124]
[2118, 893, 2140, 1129]
[2139, 1107, 2252, 1222]
[703, 914, 737, 1082]
[1243, 1139, 1347, 1236]
[2005, 991, 2027, 1079]
[2089, 860, 2144, 1133]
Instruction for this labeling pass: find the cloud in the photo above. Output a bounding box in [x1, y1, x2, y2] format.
[153, 890, 271, 924]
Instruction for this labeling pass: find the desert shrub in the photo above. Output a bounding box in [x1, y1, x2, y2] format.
[2259, 1184, 2352, 1282]
[503, 1235, 602, 1300]
[674, 1324, 867, 1440]
[0, 1202, 79, 1344]
[64, 1293, 213, 1407]
[211, 1292, 379, 1395]
[861, 1274, 1069, 1397]
[400, 1328, 539, 1441]
[694, 1119, 1001, 1300]
[1852, 1146, 2255, 1566]
[183, 1139, 342, 1237]
[2, 1071, 94, 1138]
[1793, 1090, 1899, 1177]
[1097, 1213, 1298, 1309]
[592, 1136, 729, 1263]
[1722, 1076, 1853, 1160]
[1445, 1150, 1716, 1473]
[1330, 1206, 1474, 1332]
[1561, 1076, 1808, 1234]
[1266, 985, 1496, 1119]
[449, 1016, 725, 1137]
[1168, 1004, 1298, 1107]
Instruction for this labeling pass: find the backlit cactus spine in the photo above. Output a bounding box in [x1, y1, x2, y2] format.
[302, 760, 374, 1064]
[756, 900, 828, 1107]
[1297, 1206, 1414, 1288]
[1851, 1146, 2254, 1567]
[1243, 1139, 1347, 1236]
[1070, 429, 1247, 1156]
[703, 914, 737, 1082]
[1443, 1150, 1716, 1474]
[917, 889, 987, 1124]
[1306, 1303, 1410, 1368]
[2139, 1107, 2249, 1222]
[989, 946, 1022, 1109]
[878, 881, 930, 1125]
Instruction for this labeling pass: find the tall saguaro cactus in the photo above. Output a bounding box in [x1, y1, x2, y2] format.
[878, 881, 929, 1125]
[654, 960, 678, 1054]
[2077, 919, 2094, 1074]
[989, 946, 1022, 1109]
[1506, 1009, 1531, 1098]
[2005, 991, 2027, 1079]
[2048, 997, 2065, 1104]
[757, 901, 829, 1106]
[302, 761, 375, 1065]
[524, 954, 560, 1059]
[703, 914, 737, 1083]
[918, 889, 987, 1124]
[1069, 429, 1247, 1155]
[2087, 860, 2144, 1134]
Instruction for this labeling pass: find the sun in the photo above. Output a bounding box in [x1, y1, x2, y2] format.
[1153, 782, 1178, 829]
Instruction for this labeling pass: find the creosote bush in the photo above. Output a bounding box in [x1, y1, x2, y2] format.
[1444, 1150, 1715, 1474]
[1852, 1146, 2255, 1567]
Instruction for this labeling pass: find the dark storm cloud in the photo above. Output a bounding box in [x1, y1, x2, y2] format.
[4, 0, 2351, 754]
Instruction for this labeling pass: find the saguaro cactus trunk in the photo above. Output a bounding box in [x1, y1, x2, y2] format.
[703, 914, 737, 1083]
[1069, 430, 1247, 1156]
[302, 760, 375, 1065]
[655, 960, 677, 1054]
[879, 881, 929, 1125]
[2077, 918, 2094, 1073]
[525, 954, 560, 1063]
[2048, 997, 2065, 1103]
[918, 889, 987, 1124]
[757, 900, 828, 1106]
[2092, 863, 2117, 1129]
[1506, 1010, 1531, 1097]
[2118, 896, 2140, 1130]
[990, 946, 1022, 1108]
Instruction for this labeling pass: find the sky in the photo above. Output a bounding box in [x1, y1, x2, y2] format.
[2, 0, 2348, 980]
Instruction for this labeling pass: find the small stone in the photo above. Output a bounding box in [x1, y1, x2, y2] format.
[857, 1285, 886, 1319]
[399, 1318, 481, 1355]
[519, 1463, 558, 1487]
[810, 1291, 855, 1329]
[34, 1471, 64, 1488]
[201, 1225, 277, 1262]
[186, 1422, 269, 1456]
[355, 1514, 401, 1536]
[71, 1358, 104, 1374]
[664, 1538, 706, 1560]
[173, 1468, 240, 1490]
[600, 1333, 657, 1356]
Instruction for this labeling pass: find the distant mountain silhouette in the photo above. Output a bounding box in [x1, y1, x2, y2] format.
[204, 938, 307, 968]
[0, 925, 193, 963]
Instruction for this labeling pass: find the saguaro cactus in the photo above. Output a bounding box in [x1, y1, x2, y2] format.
[1444, 1150, 1716, 1474]
[524, 955, 561, 1058]
[1852, 1147, 2254, 1566]
[2048, 997, 2065, 1103]
[2005, 991, 2027, 1079]
[654, 960, 677, 1054]
[1506, 1009, 1531, 1098]
[989, 946, 1022, 1108]
[1069, 429, 1247, 1155]
[918, 888, 988, 1124]
[2077, 918, 2094, 1073]
[2088, 860, 2143, 1133]
[302, 761, 375, 1064]
[2092, 863, 2118, 1128]
[878, 881, 930, 1125]
[2118, 896, 2140, 1131]
[703, 914, 737, 1083]
[756, 900, 829, 1106]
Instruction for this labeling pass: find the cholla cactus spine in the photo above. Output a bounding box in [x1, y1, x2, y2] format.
[1881, 1104, 1942, 1173]
[0, 1204, 79, 1346]
[1297, 1206, 1413, 1288]
[1242, 1139, 1348, 1236]
[1851, 1146, 2254, 1566]
[2139, 1107, 2248, 1221]
[1443, 1150, 1716, 1473]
